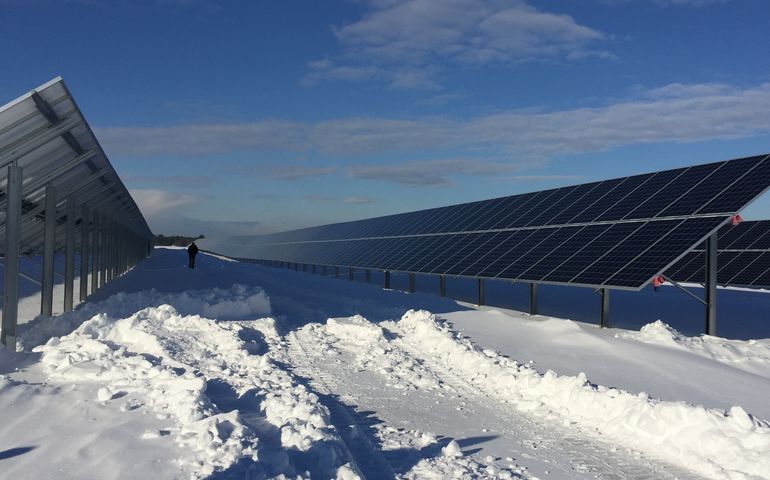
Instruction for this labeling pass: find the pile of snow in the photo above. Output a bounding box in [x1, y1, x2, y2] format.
[396, 309, 770, 480]
[308, 315, 443, 390]
[31, 291, 355, 478]
[617, 320, 770, 377]
[19, 283, 271, 350]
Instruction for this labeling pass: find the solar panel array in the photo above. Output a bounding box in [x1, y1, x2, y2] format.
[224, 154, 770, 290]
[0, 77, 153, 253]
[666, 221, 770, 288]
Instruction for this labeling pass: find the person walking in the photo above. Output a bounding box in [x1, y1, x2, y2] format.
[187, 242, 199, 269]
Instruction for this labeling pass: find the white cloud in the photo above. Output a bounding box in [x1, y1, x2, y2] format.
[347, 158, 524, 186]
[304, 0, 606, 88]
[266, 166, 337, 180]
[130, 189, 198, 216]
[100, 81, 770, 162]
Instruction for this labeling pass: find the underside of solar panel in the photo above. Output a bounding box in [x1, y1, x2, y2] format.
[227, 153, 770, 290]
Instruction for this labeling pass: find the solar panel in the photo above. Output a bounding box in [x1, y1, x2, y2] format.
[219, 154, 770, 291]
[665, 220, 770, 288]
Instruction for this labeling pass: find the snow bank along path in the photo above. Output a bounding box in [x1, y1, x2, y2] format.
[16, 284, 361, 479]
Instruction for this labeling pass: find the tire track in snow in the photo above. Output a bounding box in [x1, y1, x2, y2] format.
[286, 330, 397, 480]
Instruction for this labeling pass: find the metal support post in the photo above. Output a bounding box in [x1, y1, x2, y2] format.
[600, 288, 610, 328]
[705, 233, 718, 336]
[322, 265, 327, 276]
[41, 184, 57, 317]
[99, 216, 108, 288]
[312, 265, 316, 274]
[2, 165, 23, 348]
[91, 212, 99, 293]
[477, 279, 485, 306]
[348, 268, 354, 281]
[408, 273, 416, 293]
[80, 205, 90, 302]
[384, 270, 391, 289]
[439, 275, 446, 297]
[335, 266, 340, 278]
[529, 283, 539, 315]
[365, 269, 371, 283]
[63, 196, 76, 312]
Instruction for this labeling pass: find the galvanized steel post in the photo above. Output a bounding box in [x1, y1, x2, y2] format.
[600, 288, 610, 328]
[80, 205, 89, 301]
[41, 183, 57, 317]
[63, 196, 76, 312]
[705, 233, 718, 336]
[1, 165, 23, 348]
[477, 279, 485, 306]
[529, 283, 538, 315]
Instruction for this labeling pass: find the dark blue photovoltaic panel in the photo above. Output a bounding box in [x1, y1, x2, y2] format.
[226, 154, 770, 290]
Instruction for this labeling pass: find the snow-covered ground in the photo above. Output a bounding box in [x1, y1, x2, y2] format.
[1, 247, 768, 479]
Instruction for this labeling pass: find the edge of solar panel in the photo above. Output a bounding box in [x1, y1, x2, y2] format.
[223, 153, 770, 291]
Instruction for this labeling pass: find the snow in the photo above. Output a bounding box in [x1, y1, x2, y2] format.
[1, 247, 769, 479]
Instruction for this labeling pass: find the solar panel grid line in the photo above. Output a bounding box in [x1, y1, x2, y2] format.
[388, 208, 433, 237]
[746, 254, 770, 286]
[443, 231, 504, 276]
[719, 252, 753, 284]
[389, 236, 428, 271]
[513, 225, 590, 281]
[485, 229, 557, 278]
[501, 228, 579, 280]
[422, 202, 476, 235]
[660, 159, 760, 218]
[603, 217, 726, 287]
[547, 179, 612, 225]
[435, 198, 492, 234]
[464, 230, 535, 278]
[557, 221, 649, 284]
[536, 182, 605, 226]
[402, 233, 458, 272]
[503, 185, 570, 229]
[422, 201, 472, 235]
[522, 184, 587, 227]
[620, 168, 691, 220]
[566, 175, 644, 224]
[697, 155, 770, 215]
[472, 196, 520, 231]
[425, 233, 479, 274]
[595, 170, 682, 222]
[664, 251, 700, 280]
[494, 227, 564, 279]
[454, 230, 510, 277]
[455, 230, 527, 278]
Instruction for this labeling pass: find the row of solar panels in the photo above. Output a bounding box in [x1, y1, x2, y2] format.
[256, 154, 770, 245]
[220, 153, 770, 291]
[0, 78, 153, 254]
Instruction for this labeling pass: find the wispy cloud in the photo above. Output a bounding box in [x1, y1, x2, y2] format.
[304, 194, 377, 204]
[99, 81, 770, 162]
[124, 175, 214, 189]
[303, 0, 608, 88]
[266, 166, 337, 180]
[130, 189, 198, 216]
[347, 158, 523, 186]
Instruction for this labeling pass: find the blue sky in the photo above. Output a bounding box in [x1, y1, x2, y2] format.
[2, 0, 770, 238]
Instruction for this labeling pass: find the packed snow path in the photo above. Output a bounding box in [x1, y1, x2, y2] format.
[3, 247, 769, 479]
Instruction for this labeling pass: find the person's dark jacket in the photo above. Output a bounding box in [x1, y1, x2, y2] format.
[187, 243, 199, 257]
